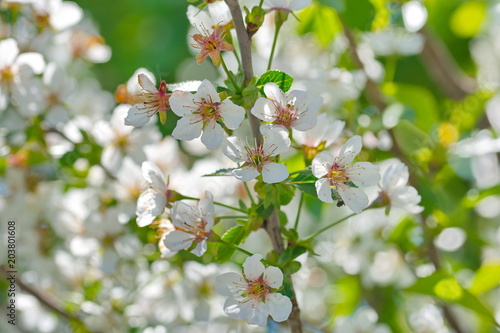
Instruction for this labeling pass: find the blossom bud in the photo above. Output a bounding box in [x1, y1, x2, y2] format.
[245, 6, 266, 37]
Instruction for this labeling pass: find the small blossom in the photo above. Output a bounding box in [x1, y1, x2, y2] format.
[215, 254, 292, 326]
[170, 79, 245, 150]
[163, 191, 214, 257]
[191, 25, 234, 67]
[312, 136, 380, 213]
[379, 161, 423, 214]
[293, 113, 345, 162]
[136, 161, 169, 227]
[264, 0, 312, 12]
[221, 125, 290, 183]
[125, 74, 171, 126]
[251, 82, 322, 131]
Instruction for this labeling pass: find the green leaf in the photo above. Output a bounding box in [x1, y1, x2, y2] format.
[283, 260, 302, 275]
[406, 271, 497, 323]
[216, 225, 247, 262]
[297, 3, 342, 46]
[392, 120, 432, 157]
[257, 70, 294, 93]
[342, 0, 376, 31]
[289, 169, 319, 198]
[469, 262, 500, 295]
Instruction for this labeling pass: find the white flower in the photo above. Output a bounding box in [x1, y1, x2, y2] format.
[170, 79, 245, 150]
[251, 82, 322, 131]
[312, 136, 380, 213]
[215, 254, 292, 326]
[264, 0, 312, 12]
[221, 125, 290, 184]
[0, 38, 45, 112]
[364, 28, 425, 56]
[125, 73, 172, 127]
[163, 191, 214, 257]
[379, 161, 423, 214]
[32, 0, 83, 31]
[187, 2, 232, 31]
[293, 113, 345, 161]
[136, 161, 168, 227]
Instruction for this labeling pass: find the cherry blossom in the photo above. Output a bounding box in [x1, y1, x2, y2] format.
[379, 160, 423, 214]
[163, 191, 214, 257]
[221, 125, 290, 183]
[215, 254, 292, 326]
[251, 82, 322, 131]
[170, 79, 245, 150]
[125, 73, 171, 126]
[191, 26, 234, 67]
[312, 136, 380, 213]
[136, 161, 169, 227]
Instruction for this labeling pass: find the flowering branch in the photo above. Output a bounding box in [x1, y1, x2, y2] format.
[224, 1, 303, 331]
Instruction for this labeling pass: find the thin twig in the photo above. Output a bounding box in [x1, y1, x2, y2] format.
[0, 265, 79, 321]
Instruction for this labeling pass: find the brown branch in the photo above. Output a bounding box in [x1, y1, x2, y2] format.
[224, 0, 262, 143]
[340, 21, 466, 333]
[420, 27, 476, 100]
[1, 265, 79, 321]
[224, 1, 302, 331]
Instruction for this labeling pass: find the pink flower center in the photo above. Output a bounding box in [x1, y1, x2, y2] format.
[137, 80, 171, 116]
[246, 276, 271, 302]
[244, 140, 271, 170]
[195, 96, 221, 123]
[327, 164, 349, 186]
[274, 103, 298, 128]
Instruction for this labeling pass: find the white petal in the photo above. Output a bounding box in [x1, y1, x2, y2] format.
[251, 98, 276, 122]
[233, 166, 260, 182]
[138, 73, 157, 92]
[312, 151, 334, 177]
[191, 240, 207, 256]
[263, 266, 283, 288]
[382, 162, 409, 190]
[125, 106, 150, 127]
[216, 272, 247, 297]
[163, 230, 194, 252]
[101, 145, 122, 173]
[223, 297, 255, 321]
[264, 82, 285, 105]
[172, 115, 203, 141]
[171, 201, 196, 228]
[266, 293, 292, 322]
[347, 162, 380, 187]
[261, 125, 290, 155]
[245, 302, 270, 327]
[337, 135, 362, 166]
[0, 38, 19, 68]
[136, 190, 167, 227]
[221, 136, 246, 162]
[199, 191, 214, 218]
[201, 120, 224, 150]
[243, 254, 265, 280]
[337, 184, 368, 214]
[262, 162, 288, 184]
[315, 178, 333, 203]
[169, 90, 197, 117]
[219, 99, 245, 129]
[141, 161, 166, 190]
[50, 1, 83, 30]
[196, 79, 220, 102]
[15, 52, 45, 74]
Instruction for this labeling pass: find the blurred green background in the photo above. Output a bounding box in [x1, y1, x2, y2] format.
[74, 0, 191, 91]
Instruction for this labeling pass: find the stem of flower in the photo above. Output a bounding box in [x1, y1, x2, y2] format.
[305, 213, 356, 241]
[181, 196, 247, 213]
[221, 56, 239, 91]
[293, 192, 304, 230]
[243, 181, 255, 204]
[218, 215, 248, 220]
[267, 19, 282, 71]
[218, 239, 254, 257]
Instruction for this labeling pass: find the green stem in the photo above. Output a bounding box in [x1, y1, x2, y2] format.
[259, 0, 264, 7]
[221, 56, 239, 90]
[267, 20, 282, 71]
[181, 196, 247, 213]
[305, 213, 356, 241]
[218, 239, 254, 257]
[294, 192, 304, 230]
[244, 182, 255, 204]
[219, 215, 248, 220]
[384, 54, 398, 82]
